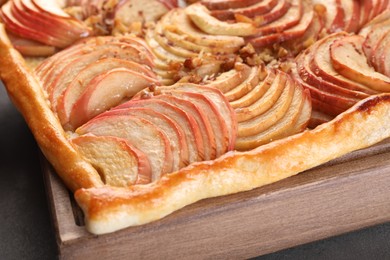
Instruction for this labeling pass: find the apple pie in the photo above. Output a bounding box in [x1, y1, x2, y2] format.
[1, 0, 390, 234]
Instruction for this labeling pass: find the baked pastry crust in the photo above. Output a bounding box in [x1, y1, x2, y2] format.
[2, 5, 390, 234]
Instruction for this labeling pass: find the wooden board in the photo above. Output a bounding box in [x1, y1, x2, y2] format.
[42, 139, 390, 260]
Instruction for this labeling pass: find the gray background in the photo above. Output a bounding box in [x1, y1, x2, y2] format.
[0, 82, 389, 260]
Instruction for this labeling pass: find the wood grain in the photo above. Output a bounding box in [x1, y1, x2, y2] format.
[42, 139, 390, 260]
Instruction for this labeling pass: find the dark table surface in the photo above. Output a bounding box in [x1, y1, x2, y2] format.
[0, 81, 389, 260]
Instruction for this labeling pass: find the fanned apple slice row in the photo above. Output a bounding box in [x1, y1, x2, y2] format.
[235, 79, 310, 150]
[185, 3, 256, 36]
[251, 0, 303, 36]
[71, 135, 152, 187]
[0, 2, 65, 47]
[210, 0, 279, 20]
[224, 64, 266, 102]
[330, 34, 390, 92]
[296, 43, 370, 100]
[115, 98, 205, 163]
[280, 9, 323, 55]
[249, 1, 312, 48]
[309, 33, 378, 95]
[68, 68, 159, 130]
[48, 44, 154, 112]
[76, 115, 173, 181]
[0, 0, 90, 48]
[56, 58, 156, 127]
[143, 88, 230, 157]
[235, 70, 287, 122]
[94, 107, 189, 172]
[154, 94, 217, 161]
[230, 68, 275, 109]
[164, 84, 237, 150]
[35, 36, 154, 82]
[158, 10, 241, 55]
[163, 8, 245, 49]
[12, 0, 83, 43]
[238, 76, 295, 137]
[39, 38, 154, 93]
[19, 0, 87, 35]
[291, 64, 354, 116]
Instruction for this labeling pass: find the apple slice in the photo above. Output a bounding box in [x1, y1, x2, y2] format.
[230, 68, 275, 109]
[76, 114, 173, 181]
[185, 3, 256, 36]
[210, 0, 278, 20]
[330, 34, 390, 92]
[115, 98, 204, 163]
[67, 68, 159, 130]
[238, 75, 295, 137]
[95, 107, 189, 172]
[71, 135, 152, 186]
[235, 70, 287, 122]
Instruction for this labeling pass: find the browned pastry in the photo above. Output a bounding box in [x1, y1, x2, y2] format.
[1, 0, 390, 235]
